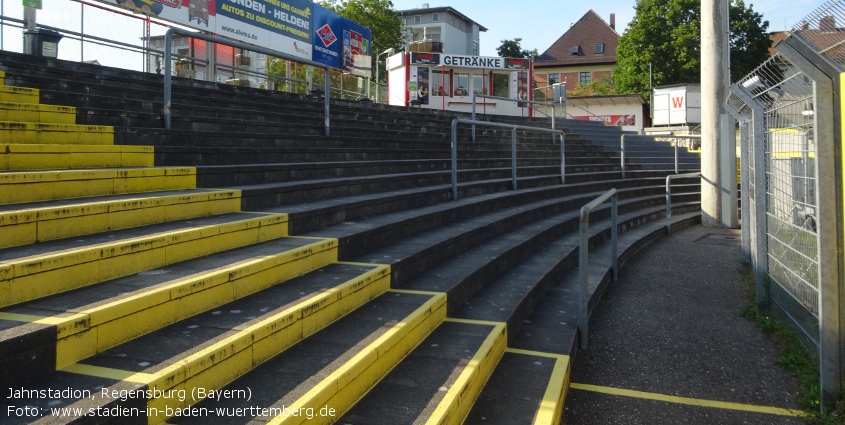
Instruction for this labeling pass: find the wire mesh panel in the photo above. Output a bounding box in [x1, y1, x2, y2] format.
[736, 51, 820, 320]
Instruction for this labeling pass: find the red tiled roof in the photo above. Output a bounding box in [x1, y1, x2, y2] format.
[534, 10, 619, 68]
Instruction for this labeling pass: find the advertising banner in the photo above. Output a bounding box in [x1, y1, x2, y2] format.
[416, 66, 430, 105]
[572, 115, 637, 126]
[411, 52, 440, 65]
[95, 0, 370, 71]
[312, 6, 372, 77]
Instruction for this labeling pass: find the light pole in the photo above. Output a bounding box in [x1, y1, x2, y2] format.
[374, 48, 394, 103]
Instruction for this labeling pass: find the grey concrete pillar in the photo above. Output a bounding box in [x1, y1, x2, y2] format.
[701, 0, 737, 227]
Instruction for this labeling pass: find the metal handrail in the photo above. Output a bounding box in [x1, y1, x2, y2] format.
[578, 188, 618, 350]
[665, 172, 701, 234]
[471, 94, 558, 143]
[620, 134, 702, 177]
[450, 118, 566, 200]
[164, 28, 332, 136]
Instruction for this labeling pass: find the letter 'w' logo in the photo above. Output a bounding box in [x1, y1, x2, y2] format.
[672, 96, 684, 109]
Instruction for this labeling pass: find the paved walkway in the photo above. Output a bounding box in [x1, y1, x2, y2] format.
[563, 224, 805, 424]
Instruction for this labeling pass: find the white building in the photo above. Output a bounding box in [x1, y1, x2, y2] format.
[396, 4, 486, 56]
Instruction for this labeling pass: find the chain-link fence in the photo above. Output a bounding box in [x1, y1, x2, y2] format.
[727, 0, 845, 406]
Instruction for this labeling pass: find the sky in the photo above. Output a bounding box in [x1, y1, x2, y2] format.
[389, 0, 833, 57]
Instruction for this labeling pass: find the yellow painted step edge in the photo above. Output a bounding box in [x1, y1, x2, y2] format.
[0, 189, 242, 249]
[0, 237, 340, 368]
[135, 263, 393, 424]
[0, 213, 289, 307]
[269, 291, 449, 425]
[505, 348, 571, 425]
[1, 144, 154, 170]
[0, 167, 197, 204]
[425, 321, 508, 425]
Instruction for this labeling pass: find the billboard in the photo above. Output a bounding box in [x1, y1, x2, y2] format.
[100, 0, 370, 71]
[312, 6, 372, 77]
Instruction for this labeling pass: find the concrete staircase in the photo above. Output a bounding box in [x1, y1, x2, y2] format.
[0, 51, 700, 425]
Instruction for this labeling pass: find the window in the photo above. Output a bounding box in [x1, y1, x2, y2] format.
[472, 74, 489, 95]
[454, 73, 469, 96]
[595, 43, 604, 54]
[570, 45, 580, 55]
[432, 13, 439, 22]
[579, 72, 591, 86]
[493, 74, 509, 98]
[432, 70, 450, 96]
[548, 73, 559, 86]
[414, 15, 421, 24]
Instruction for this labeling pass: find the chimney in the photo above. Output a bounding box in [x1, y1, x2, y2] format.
[820, 16, 835, 32]
[610, 13, 616, 30]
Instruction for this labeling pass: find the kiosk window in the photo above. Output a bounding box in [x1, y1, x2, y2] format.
[454, 73, 469, 96]
[492, 74, 509, 98]
[432, 70, 450, 96]
[472, 74, 489, 95]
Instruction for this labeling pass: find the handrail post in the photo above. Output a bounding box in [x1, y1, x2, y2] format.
[666, 174, 673, 234]
[163, 28, 173, 129]
[578, 205, 591, 350]
[472, 93, 477, 142]
[674, 138, 679, 173]
[611, 195, 618, 281]
[620, 134, 626, 179]
[511, 127, 517, 190]
[551, 103, 557, 145]
[324, 68, 331, 137]
[578, 188, 618, 350]
[560, 133, 566, 184]
[451, 118, 459, 200]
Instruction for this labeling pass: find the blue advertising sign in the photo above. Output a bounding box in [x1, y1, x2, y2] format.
[312, 5, 372, 77]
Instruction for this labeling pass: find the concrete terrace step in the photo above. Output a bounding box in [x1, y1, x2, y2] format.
[0, 211, 288, 308]
[0, 188, 243, 249]
[338, 319, 506, 425]
[0, 143, 154, 170]
[0, 236, 334, 384]
[0, 121, 113, 145]
[0, 84, 40, 104]
[447, 201, 702, 334]
[510, 211, 703, 357]
[466, 349, 570, 424]
[1, 262, 393, 425]
[169, 289, 446, 425]
[0, 167, 197, 204]
[374, 192, 698, 316]
[0, 101, 77, 124]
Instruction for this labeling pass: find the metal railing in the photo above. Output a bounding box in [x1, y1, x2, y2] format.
[449, 118, 566, 200]
[471, 94, 559, 143]
[163, 28, 332, 136]
[578, 189, 618, 350]
[666, 172, 701, 234]
[620, 134, 702, 178]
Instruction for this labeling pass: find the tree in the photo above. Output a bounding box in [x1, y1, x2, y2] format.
[568, 76, 617, 97]
[614, 0, 770, 98]
[496, 38, 536, 58]
[321, 0, 406, 84]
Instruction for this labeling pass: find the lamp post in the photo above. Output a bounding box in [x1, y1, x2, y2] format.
[375, 48, 394, 103]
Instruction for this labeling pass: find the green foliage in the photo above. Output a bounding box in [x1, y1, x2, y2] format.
[615, 0, 770, 99]
[496, 38, 535, 59]
[739, 267, 845, 424]
[568, 76, 617, 97]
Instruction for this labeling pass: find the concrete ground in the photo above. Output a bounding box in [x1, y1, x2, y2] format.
[563, 224, 806, 425]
